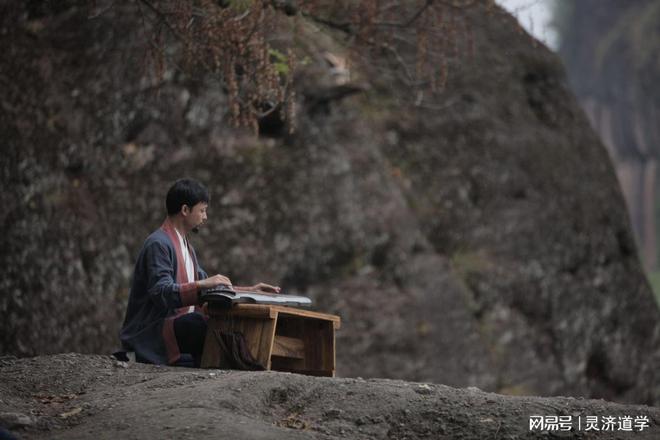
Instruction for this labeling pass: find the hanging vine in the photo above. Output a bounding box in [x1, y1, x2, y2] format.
[133, 0, 491, 133]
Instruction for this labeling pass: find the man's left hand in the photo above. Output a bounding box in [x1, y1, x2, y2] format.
[252, 283, 281, 294]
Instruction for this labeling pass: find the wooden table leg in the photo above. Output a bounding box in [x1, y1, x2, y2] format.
[201, 313, 277, 369]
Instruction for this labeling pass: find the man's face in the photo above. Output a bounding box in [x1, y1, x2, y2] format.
[183, 202, 208, 232]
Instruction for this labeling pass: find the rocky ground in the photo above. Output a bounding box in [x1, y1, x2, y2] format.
[0, 354, 658, 439]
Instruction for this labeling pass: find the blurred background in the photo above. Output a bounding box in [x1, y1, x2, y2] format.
[2, 0, 659, 406]
[499, 0, 660, 297]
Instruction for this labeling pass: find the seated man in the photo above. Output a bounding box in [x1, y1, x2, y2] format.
[119, 178, 279, 367]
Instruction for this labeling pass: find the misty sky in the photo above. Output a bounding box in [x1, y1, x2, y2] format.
[495, 0, 558, 50]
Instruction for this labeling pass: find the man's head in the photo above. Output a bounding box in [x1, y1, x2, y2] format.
[166, 178, 210, 233]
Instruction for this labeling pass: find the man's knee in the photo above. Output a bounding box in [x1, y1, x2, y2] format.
[174, 313, 208, 346]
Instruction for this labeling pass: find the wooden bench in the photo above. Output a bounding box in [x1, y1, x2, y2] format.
[200, 303, 341, 377]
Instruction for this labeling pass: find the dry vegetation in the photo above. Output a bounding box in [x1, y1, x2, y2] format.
[130, 0, 489, 133]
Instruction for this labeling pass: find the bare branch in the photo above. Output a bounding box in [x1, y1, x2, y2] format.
[301, 11, 353, 34]
[135, 0, 186, 42]
[435, 0, 478, 9]
[380, 42, 414, 82]
[88, 1, 116, 20]
[374, 0, 434, 28]
[231, 9, 252, 22]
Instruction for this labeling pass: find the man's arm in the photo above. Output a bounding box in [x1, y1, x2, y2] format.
[144, 241, 198, 310]
[196, 274, 232, 290]
[233, 283, 281, 293]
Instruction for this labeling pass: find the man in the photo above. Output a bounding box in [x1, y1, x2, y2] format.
[119, 178, 279, 367]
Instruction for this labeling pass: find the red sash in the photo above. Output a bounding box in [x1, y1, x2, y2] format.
[160, 217, 204, 364]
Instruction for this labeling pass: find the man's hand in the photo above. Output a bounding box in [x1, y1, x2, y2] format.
[251, 283, 281, 294]
[196, 274, 232, 290]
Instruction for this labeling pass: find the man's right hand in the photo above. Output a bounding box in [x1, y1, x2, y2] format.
[196, 274, 232, 290]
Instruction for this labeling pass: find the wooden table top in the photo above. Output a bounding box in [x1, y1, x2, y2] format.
[207, 303, 341, 328]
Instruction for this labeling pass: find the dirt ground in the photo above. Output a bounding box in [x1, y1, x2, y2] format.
[0, 354, 658, 439]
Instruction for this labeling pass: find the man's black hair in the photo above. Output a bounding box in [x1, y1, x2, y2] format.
[166, 178, 210, 215]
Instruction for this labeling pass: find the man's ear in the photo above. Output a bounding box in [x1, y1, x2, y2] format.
[181, 205, 190, 216]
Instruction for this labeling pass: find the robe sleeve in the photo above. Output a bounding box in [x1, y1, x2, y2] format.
[144, 241, 198, 310]
[197, 266, 208, 280]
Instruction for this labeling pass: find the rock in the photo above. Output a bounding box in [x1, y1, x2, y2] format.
[0, 412, 35, 429]
[323, 408, 343, 419]
[1, 354, 659, 439]
[415, 384, 434, 395]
